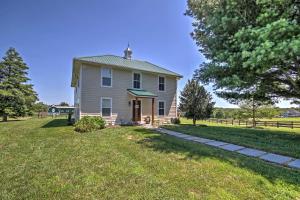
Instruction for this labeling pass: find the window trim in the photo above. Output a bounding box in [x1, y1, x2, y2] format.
[132, 72, 142, 89]
[100, 97, 112, 117]
[158, 100, 165, 116]
[101, 67, 113, 88]
[158, 75, 166, 92]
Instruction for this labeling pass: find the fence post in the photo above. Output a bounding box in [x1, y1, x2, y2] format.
[291, 121, 293, 129]
[264, 121, 267, 127]
[246, 121, 247, 127]
[238, 120, 240, 126]
[277, 121, 279, 128]
[232, 119, 234, 125]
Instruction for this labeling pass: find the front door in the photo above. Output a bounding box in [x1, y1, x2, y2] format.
[132, 100, 141, 122]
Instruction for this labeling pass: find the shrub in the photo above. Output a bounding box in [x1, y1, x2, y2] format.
[171, 118, 181, 124]
[74, 116, 105, 132]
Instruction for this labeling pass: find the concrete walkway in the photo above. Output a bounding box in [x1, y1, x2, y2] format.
[156, 128, 300, 170]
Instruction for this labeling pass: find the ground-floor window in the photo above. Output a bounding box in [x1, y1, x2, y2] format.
[101, 97, 112, 117]
[158, 101, 165, 116]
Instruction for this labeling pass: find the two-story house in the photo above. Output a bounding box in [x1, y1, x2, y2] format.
[71, 46, 182, 125]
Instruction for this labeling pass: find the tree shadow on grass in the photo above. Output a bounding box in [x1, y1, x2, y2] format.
[0, 119, 21, 123]
[42, 119, 69, 128]
[133, 127, 300, 187]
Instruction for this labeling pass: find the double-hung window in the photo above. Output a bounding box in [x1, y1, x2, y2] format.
[158, 101, 165, 116]
[101, 98, 112, 117]
[101, 68, 112, 87]
[133, 73, 141, 89]
[158, 76, 165, 91]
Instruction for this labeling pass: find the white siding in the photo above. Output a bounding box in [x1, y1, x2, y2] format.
[79, 63, 178, 124]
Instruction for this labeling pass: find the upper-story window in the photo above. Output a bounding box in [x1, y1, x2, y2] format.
[101, 68, 112, 87]
[133, 73, 141, 89]
[158, 76, 165, 91]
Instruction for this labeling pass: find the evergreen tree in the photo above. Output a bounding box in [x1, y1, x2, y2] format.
[179, 79, 215, 125]
[187, 0, 300, 103]
[0, 48, 38, 121]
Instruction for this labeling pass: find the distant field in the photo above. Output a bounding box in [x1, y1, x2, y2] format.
[257, 117, 300, 121]
[180, 118, 300, 134]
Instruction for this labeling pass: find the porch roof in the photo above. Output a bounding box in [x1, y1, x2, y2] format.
[127, 89, 157, 98]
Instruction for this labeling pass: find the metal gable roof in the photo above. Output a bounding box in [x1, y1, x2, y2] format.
[71, 55, 182, 87]
[77, 55, 181, 75]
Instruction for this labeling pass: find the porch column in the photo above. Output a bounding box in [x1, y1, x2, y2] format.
[135, 97, 139, 122]
[152, 98, 154, 125]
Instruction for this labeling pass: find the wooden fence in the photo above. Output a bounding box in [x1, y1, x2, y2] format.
[205, 119, 300, 129]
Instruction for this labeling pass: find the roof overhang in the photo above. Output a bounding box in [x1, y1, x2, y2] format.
[71, 59, 81, 87]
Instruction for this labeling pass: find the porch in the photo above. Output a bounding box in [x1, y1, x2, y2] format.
[127, 89, 157, 125]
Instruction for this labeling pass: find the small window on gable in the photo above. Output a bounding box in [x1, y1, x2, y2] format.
[101, 68, 112, 87]
[133, 73, 141, 89]
[101, 98, 112, 117]
[158, 101, 165, 116]
[158, 76, 165, 91]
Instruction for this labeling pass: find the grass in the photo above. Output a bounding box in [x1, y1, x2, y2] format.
[163, 118, 300, 158]
[0, 117, 300, 199]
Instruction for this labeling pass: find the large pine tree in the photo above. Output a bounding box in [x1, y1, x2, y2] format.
[0, 48, 38, 121]
[187, 0, 300, 104]
[179, 79, 215, 125]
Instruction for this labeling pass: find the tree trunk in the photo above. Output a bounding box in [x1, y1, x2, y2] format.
[193, 116, 196, 126]
[252, 98, 256, 128]
[3, 114, 8, 122]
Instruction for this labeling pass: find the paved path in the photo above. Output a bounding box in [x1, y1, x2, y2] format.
[156, 128, 300, 170]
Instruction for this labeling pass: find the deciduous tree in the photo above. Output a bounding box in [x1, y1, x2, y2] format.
[59, 102, 69, 106]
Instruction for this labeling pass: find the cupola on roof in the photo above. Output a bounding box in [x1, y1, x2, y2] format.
[124, 43, 132, 59]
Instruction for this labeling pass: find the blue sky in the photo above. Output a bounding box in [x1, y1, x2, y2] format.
[0, 0, 292, 107]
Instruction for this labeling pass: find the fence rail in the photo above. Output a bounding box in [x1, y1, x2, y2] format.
[205, 119, 300, 129]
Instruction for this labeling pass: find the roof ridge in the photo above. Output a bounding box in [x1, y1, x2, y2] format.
[75, 54, 119, 59]
[77, 54, 151, 63]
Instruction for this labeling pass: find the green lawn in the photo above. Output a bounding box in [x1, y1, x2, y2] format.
[0, 118, 300, 199]
[164, 118, 300, 158]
